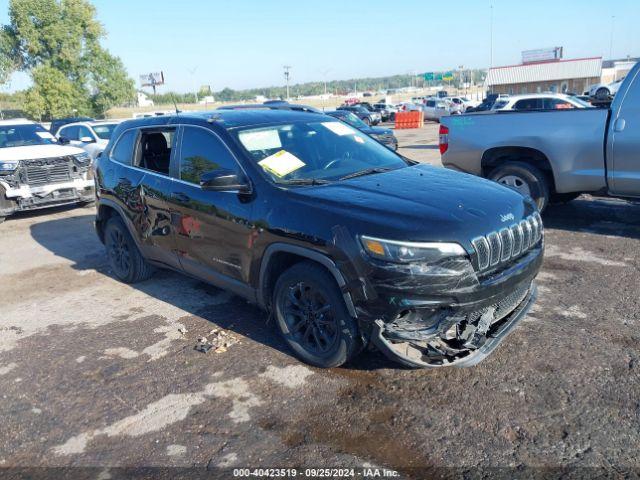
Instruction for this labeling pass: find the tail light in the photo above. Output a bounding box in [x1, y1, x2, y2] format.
[439, 125, 449, 155]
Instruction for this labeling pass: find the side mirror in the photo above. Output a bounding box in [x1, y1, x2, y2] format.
[79, 136, 95, 143]
[200, 169, 251, 193]
[58, 136, 70, 145]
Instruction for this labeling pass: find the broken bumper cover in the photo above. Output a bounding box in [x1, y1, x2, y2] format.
[371, 283, 537, 368]
[0, 178, 94, 215]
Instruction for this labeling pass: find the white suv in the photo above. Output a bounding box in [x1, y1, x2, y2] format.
[0, 119, 94, 223]
[56, 120, 121, 160]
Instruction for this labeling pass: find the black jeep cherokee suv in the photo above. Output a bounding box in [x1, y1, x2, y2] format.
[94, 110, 543, 368]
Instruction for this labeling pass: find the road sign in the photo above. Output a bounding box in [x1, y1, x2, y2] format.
[442, 71, 454, 81]
[435, 73, 443, 81]
[423, 72, 434, 81]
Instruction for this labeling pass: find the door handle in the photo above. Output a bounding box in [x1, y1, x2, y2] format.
[614, 118, 626, 132]
[171, 191, 190, 203]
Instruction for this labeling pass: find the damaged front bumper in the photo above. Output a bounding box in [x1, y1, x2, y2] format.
[371, 283, 537, 368]
[329, 224, 544, 368]
[0, 178, 95, 216]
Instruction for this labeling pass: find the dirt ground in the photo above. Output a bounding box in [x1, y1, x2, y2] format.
[1, 123, 640, 479]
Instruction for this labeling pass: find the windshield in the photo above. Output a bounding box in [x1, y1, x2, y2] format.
[492, 100, 510, 110]
[92, 123, 118, 140]
[333, 112, 368, 130]
[0, 123, 57, 148]
[235, 121, 407, 184]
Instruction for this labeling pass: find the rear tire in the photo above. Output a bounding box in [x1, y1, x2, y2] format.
[489, 161, 550, 211]
[273, 261, 361, 368]
[104, 216, 154, 283]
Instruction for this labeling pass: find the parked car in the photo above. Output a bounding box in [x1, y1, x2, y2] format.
[373, 103, 398, 121]
[0, 119, 94, 223]
[465, 94, 509, 112]
[218, 102, 321, 114]
[491, 93, 593, 111]
[49, 116, 95, 136]
[587, 77, 626, 100]
[445, 97, 468, 113]
[396, 102, 422, 112]
[94, 109, 542, 369]
[422, 98, 450, 122]
[440, 61, 640, 211]
[56, 120, 122, 160]
[325, 110, 398, 150]
[336, 105, 381, 125]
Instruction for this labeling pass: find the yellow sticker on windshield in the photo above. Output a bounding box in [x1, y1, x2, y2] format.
[258, 150, 306, 177]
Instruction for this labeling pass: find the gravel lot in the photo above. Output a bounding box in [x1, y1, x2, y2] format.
[2, 122, 640, 478]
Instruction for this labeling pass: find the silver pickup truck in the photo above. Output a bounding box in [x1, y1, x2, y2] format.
[440, 62, 640, 210]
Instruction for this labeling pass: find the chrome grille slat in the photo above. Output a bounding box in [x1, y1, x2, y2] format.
[511, 223, 523, 256]
[472, 237, 491, 271]
[487, 232, 502, 266]
[472, 214, 543, 272]
[500, 228, 513, 262]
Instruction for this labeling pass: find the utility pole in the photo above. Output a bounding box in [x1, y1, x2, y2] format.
[283, 65, 292, 100]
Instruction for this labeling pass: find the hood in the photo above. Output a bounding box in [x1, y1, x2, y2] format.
[0, 144, 85, 161]
[287, 164, 536, 249]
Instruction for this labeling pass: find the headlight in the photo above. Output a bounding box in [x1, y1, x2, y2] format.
[360, 235, 466, 264]
[0, 161, 18, 173]
[73, 152, 91, 167]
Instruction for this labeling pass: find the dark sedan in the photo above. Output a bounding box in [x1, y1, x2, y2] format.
[326, 110, 397, 150]
[336, 105, 381, 125]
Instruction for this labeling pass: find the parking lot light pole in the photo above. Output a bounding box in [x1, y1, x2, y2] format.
[283, 65, 291, 101]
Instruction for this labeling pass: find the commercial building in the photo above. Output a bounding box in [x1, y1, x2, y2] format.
[485, 56, 602, 95]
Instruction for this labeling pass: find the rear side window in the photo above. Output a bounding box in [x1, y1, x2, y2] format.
[426, 100, 435, 107]
[110, 130, 137, 165]
[179, 127, 239, 185]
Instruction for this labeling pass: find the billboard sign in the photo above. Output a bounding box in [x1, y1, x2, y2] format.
[139, 72, 165, 87]
[522, 47, 563, 64]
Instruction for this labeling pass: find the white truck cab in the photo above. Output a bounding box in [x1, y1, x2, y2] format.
[0, 119, 95, 223]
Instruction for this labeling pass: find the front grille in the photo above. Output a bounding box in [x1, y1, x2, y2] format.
[463, 285, 530, 326]
[472, 212, 543, 272]
[20, 157, 73, 187]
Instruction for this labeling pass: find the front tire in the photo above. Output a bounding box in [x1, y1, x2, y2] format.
[104, 216, 154, 283]
[273, 261, 361, 368]
[489, 161, 550, 211]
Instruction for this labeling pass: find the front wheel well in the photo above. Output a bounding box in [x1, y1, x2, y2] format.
[96, 204, 119, 243]
[481, 147, 557, 193]
[259, 249, 352, 315]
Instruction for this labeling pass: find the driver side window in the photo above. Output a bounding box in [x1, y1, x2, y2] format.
[179, 127, 240, 185]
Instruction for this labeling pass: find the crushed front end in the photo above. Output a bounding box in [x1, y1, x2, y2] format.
[0, 153, 95, 218]
[335, 213, 544, 368]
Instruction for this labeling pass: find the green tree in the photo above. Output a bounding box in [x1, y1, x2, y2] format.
[23, 65, 87, 119]
[87, 47, 135, 115]
[2, 0, 134, 118]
